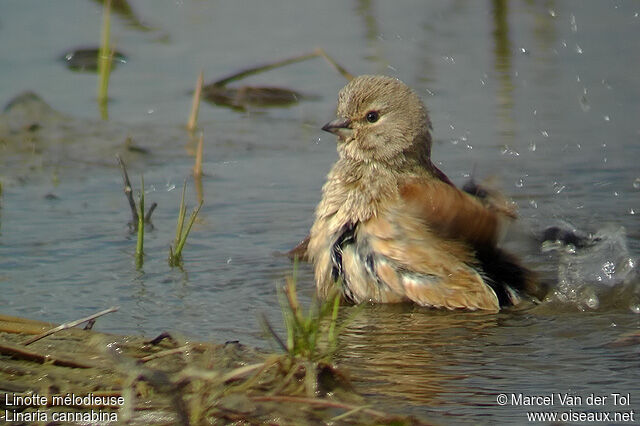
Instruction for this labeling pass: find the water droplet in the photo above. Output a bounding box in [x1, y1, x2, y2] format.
[541, 130, 549, 138]
[501, 146, 519, 157]
[632, 177, 640, 189]
[548, 9, 556, 17]
[602, 261, 615, 279]
[603, 115, 611, 122]
[630, 208, 636, 215]
[579, 95, 590, 112]
[520, 47, 529, 55]
[586, 295, 599, 309]
[515, 178, 524, 188]
[570, 14, 578, 32]
[631, 304, 640, 314]
[553, 182, 566, 194]
[575, 44, 583, 54]
[465, 144, 473, 150]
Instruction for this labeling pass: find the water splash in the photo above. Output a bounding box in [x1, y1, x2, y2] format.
[570, 14, 578, 33]
[544, 225, 639, 311]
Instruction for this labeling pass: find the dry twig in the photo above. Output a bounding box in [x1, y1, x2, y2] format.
[23, 306, 119, 346]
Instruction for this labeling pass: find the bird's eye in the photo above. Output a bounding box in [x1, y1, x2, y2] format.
[365, 111, 379, 123]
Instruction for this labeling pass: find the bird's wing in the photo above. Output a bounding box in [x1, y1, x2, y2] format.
[398, 176, 508, 249]
[352, 175, 513, 310]
[287, 235, 310, 261]
[361, 211, 500, 310]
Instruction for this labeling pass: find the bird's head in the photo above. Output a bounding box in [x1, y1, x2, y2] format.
[322, 75, 432, 164]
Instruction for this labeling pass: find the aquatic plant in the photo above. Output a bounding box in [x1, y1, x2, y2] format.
[116, 155, 156, 230]
[135, 176, 144, 269]
[193, 132, 204, 178]
[97, 0, 113, 119]
[168, 180, 203, 267]
[277, 263, 341, 362]
[186, 70, 204, 132]
[257, 267, 362, 399]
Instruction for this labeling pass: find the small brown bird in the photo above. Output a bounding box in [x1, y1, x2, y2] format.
[307, 75, 545, 311]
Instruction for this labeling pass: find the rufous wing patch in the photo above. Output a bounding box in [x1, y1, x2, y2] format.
[399, 178, 503, 248]
[361, 213, 500, 311]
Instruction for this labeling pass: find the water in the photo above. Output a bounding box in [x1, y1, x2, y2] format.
[0, 1, 638, 423]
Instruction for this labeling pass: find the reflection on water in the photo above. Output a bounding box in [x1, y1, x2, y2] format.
[337, 302, 640, 423]
[89, 0, 155, 33]
[492, 0, 515, 142]
[338, 305, 501, 406]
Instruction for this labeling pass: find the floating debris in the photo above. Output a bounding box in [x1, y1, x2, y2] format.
[202, 49, 351, 111]
[61, 47, 127, 72]
[203, 84, 308, 110]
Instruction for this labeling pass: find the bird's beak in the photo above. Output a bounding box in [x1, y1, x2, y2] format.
[322, 117, 353, 139]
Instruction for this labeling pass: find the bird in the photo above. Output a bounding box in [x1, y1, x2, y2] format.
[306, 75, 546, 311]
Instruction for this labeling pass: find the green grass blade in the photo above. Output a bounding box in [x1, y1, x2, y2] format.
[97, 0, 113, 117]
[135, 175, 144, 268]
[173, 200, 203, 258]
[174, 180, 187, 249]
